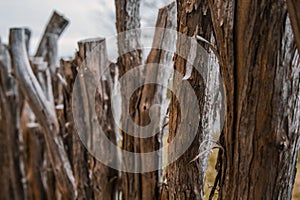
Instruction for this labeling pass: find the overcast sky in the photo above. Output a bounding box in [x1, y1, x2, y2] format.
[0, 0, 172, 57]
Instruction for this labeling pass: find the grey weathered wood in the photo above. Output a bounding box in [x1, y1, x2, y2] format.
[0, 38, 25, 200]
[9, 28, 76, 198]
[35, 12, 68, 109]
[31, 57, 55, 105]
[59, 58, 91, 200]
[35, 11, 69, 58]
[45, 33, 59, 77]
[24, 28, 31, 54]
[75, 38, 119, 200]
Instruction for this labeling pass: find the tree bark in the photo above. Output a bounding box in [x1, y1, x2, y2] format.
[287, 0, 300, 53]
[207, 0, 300, 199]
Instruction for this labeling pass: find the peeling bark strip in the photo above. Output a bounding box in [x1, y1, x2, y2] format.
[207, 0, 300, 199]
[0, 39, 24, 200]
[139, 2, 176, 200]
[9, 28, 76, 198]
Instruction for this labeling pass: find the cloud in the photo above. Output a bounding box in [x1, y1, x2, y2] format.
[0, 0, 173, 57]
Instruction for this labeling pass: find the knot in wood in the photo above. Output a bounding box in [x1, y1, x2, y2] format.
[278, 138, 289, 151]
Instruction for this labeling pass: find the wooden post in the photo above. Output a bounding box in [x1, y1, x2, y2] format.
[35, 11, 69, 107]
[24, 28, 31, 54]
[165, 0, 214, 199]
[74, 38, 119, 199]
[0, 38, 25, 200]
[32, 57, 55, 105]
[9, 28, 76, 199]
[35, 11, 69, 59]
[139, 2, 176, 200]
[115, 0, 143, 199]
[45, 33, 59, 77]
[22, 124, 47, 200]
[287, 0, 300, 52]
[208, 0, 300, 199]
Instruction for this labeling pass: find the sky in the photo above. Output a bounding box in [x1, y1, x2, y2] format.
[0, 0, 172, 57]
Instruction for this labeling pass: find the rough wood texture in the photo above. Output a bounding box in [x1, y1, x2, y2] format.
[35, 11, 69, 59]
[24, 28, 31, 53]
[207, 0, 300, 199]
[9, 28, 76, 199]
[31, 57, 55, 105]
[22, 58, 51, 200]
[287, 0, 300, 53]
[45, 33, 59, 77]
[22, 126, 47, 200]
[0, 38, 25, 200]
[139, 2, 176, 200]
[165, 0, 214, 199]
[115, 0, 143, 199]
[73, 38, 119, 200]
[35, 11, 67, 107]
[59, 56, 93, 200]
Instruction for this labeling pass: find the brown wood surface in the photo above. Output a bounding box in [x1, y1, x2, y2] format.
[10, 28, 76, 199]
[139, 2, 176, 200]
[207, 0, 300, 199]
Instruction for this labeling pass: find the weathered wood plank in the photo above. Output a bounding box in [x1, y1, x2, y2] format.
[166, 0, 215, 199]
[208, 0, 300, 199]
[35, 11, 69, 59]
[0, 38, 25, 200]
[139, 2, 176, 200]
[9, 28, 76, 199]
[71, 37, 119, 199]
[115, 0, 143, 199]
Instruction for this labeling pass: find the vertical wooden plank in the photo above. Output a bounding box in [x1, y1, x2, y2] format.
[0, 38, 25, 200]
[139, 2, 176, 200]
[9, 28, 76, 199]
